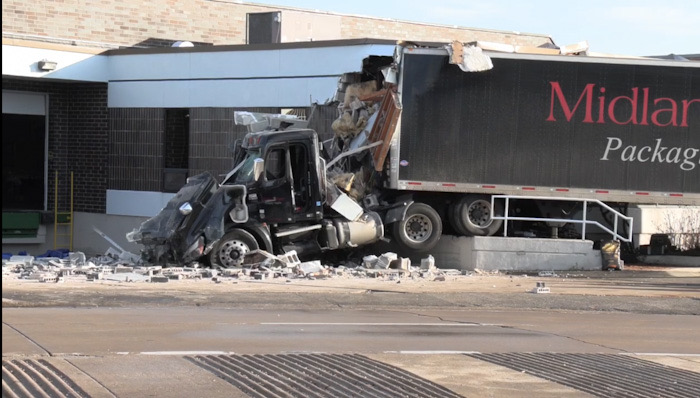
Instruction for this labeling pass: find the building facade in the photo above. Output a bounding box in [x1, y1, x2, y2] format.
[2, 1, 557, 254]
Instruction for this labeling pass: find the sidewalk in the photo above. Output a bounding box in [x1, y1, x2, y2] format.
[3, 265, 699, 312]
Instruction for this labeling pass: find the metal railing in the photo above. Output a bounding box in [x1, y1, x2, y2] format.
[491, 195, 634, 242]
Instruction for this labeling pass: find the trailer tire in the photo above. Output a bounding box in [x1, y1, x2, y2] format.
[448, 200, 469, 236]
[456, 195, 503, 236]
[392, 202, 442, 252]
[208, 229, 259, 268]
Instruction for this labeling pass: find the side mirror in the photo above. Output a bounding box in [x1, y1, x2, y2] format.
[253, 158, 264, 182]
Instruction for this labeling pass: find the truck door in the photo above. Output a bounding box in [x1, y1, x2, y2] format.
[289, 143, 313, 220]
[259, 146, 294, 223]
[258, 142, 315, 224]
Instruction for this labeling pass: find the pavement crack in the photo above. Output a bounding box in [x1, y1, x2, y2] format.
[64, 358, 119, 397]
[2, 321, 53, 357]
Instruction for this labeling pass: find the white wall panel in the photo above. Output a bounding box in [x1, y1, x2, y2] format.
[106, 190, 175, 217]
[108, 76, 339, 108]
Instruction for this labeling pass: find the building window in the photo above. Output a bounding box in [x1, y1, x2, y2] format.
[247, 12, 281, 44]
[163, 108, 189, 192]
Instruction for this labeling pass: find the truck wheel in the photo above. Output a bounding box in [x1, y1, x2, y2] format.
[448, 200, 469, 236]
[208, 229, 259, 268]
[456, 195, 503, 236]
[392, 202, 442, 252]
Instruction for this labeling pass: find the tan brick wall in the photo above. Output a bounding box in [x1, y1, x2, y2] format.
[340, 16, 550, 47]
[2, 0, 552, 48]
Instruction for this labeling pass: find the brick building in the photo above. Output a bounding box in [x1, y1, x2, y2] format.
[2, 0, 554, 254]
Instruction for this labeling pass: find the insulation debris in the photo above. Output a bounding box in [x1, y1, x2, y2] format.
[447, 41, 493, 72]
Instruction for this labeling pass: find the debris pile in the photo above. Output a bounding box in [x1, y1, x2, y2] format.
[2, 249, 464, 284]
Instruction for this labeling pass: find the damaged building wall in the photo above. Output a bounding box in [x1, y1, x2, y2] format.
[189, 107, 281, 178]
[108, 106, 292, 193]
[306, 104, 339, 142]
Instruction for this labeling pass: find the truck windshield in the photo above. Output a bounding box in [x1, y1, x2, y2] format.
[222, 149, 261, 185]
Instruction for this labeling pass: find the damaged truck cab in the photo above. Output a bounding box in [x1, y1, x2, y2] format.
[130, 126, 411, 267]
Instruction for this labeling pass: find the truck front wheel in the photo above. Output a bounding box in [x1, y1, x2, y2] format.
[392, 202, 442, 252]
[456, 194, 503, 236]
[208, 229, 259, 268]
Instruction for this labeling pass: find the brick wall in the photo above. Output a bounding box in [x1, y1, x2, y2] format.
[339, 17, 549, 47]
[189, 107, 280, 178]
[2, 0, 552, 48]
[164, 108, 189, 169]
[2, 78, 108, 213]
[109, 106, 281, 193]
[109, 108, 164, 192]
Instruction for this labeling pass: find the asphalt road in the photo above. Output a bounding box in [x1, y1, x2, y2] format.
[2, 267, 700, 397]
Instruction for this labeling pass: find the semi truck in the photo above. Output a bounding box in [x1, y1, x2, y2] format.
[128, 42, 699, 267]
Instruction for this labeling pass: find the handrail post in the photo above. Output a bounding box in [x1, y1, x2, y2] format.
[503, 197, 509, 237]
[614, 214, 619, 241]
[582, 200, 587, 240]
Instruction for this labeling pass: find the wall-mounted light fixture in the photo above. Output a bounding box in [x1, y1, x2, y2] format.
[38, 60, 57, 71]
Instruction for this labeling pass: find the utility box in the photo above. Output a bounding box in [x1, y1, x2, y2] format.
[2, 212, 41, 238]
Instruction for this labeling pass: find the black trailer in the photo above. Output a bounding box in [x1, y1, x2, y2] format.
[390, 48, 700, 206]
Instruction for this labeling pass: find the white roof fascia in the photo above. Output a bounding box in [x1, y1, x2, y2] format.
[2, 44, 109, 82]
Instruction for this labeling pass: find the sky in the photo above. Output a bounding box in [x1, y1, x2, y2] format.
[256, 0, 699, 56]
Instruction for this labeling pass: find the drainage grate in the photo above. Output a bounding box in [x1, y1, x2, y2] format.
[2, 359, 90, 398]
[186, 353, 463, 398]
[469, 353, 700, 398]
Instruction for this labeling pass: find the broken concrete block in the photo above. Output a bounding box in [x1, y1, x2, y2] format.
[68, 252, 86, 265]
[278, 250, 301, 267]
[297, 260, 324, 275]
[150, 276, 169, 283]
[362, 255, 378, 268]
[222, 267, 242, 276]
[420, 255, 436, 271]
[202, 269, 218, 278]
[389, 257, 411, 271]
[115, 266, 134, 273]
[531, 282, 550, 294]
[10, 256, 35, 266]
[376, 252, 397, 269]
